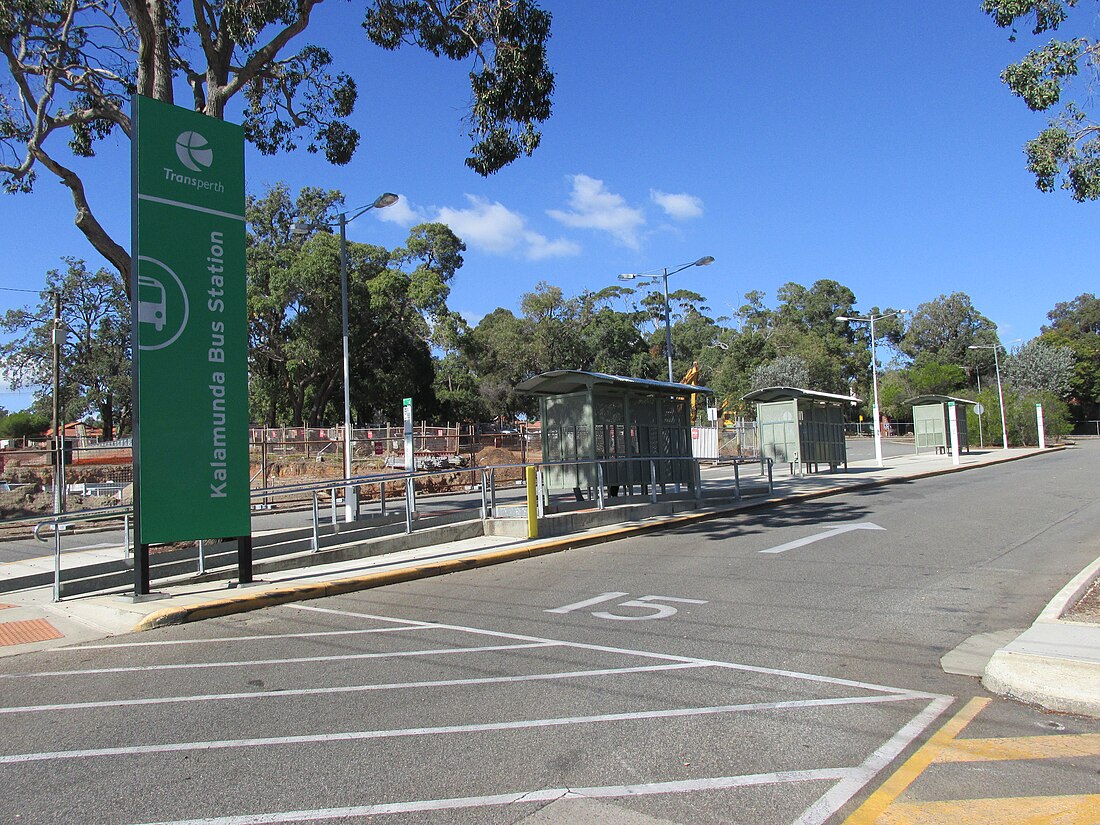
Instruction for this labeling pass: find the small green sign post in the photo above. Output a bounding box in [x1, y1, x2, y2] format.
[131, 95, 251, 594]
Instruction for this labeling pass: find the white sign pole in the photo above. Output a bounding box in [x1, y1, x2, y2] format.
[403, 397, 415, 516]
[947, 401, 961, 466]
[1035, 403, 1046, 449]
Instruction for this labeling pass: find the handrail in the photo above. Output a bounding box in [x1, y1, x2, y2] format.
[10, 451, 748, 604]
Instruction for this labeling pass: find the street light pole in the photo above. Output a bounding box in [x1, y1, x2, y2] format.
[968, 343, 1010, 450]
[51, 290, 63, 515]
[837, 309, 908, 468]
[993, 345, 1008, 450]
[292, 192, 399, 522]
[338, 210, 355, 521]
[618, 256, 715, 382]
[660, 268, 674, 382]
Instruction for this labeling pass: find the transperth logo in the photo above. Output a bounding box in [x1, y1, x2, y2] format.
[175, 131, 213, 172]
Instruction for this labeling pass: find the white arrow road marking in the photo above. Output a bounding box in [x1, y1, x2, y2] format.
[759, 522, 886, 555]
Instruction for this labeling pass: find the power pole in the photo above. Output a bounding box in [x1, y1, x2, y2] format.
[51, 291, 63, 514]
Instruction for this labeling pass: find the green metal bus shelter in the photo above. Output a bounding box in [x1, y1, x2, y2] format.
[907, 395, 973, 455]
[742, 386, 859, 475]
[516, 370, 711, 494]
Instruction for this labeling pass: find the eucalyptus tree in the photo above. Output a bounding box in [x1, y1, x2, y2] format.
[0, 259, 131, 437]
[1039, 292, 1100, 422]
[983, 0, 1100, 200]
[1, 0, 554, 285]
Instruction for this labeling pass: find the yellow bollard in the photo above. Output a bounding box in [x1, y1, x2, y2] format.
[526, 465, 538, 539]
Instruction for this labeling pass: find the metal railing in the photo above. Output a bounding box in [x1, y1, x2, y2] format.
[16, 453, 776, 602]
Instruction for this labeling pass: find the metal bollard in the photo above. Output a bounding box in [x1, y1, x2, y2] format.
[404, 477, 414, 534]
[525, 465, 538, 538]
[767, 458, 774, 494]
[330, 487, 338, 533]
[649, 460, 658, 504]
[311, 491, 320, 552]
[380, 481, 386, 518]
[197, 538, 206, 575]
[489, 468, 497, 515]
[52, 520, 62, 603]
[124, 513, 132, 559]
[694, 460, 702, 502]
[596, 463, 606, 510]
[733, 461, 741, 500]
[480, 469, 489, 518]
[536, 465, 546, 519]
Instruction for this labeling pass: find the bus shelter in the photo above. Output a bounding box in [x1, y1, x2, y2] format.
[742, 387, 858, 474]
[516, 371, 712, 495]
[907, 395, 972, 455]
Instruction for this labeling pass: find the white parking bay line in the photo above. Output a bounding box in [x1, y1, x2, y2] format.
[128, 768, 857, 824]
[0, 641, 558, 680]
[0, 662, 710, 715]
[290, 604, 940, 700]
[62, 624, 424, 651]
[0, 693, 918, 765]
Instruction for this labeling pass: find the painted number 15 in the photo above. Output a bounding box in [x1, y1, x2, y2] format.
[546, 592, 707, 621]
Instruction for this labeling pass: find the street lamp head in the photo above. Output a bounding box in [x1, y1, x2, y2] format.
[618, 273, 639, 282]
[836, 316, 851, 322]
[371, 192, 399, 210]
[694, 256, 715, 267]
[289, 220, 311, 239]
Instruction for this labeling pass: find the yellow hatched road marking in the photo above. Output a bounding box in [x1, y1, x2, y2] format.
[936, 732, 1100, 763]
[879, 794, 1100, 824]
[843, 697, 989, 824]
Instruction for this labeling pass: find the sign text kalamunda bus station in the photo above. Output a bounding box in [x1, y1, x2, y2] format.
[130, 96, 251, 594]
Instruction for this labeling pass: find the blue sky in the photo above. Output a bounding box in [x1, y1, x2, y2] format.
[2, 1, 1097, 412]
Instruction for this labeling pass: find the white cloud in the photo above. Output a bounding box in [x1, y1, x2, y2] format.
[435, 195, 579, 260]
[650, 189, 703, 220]
[547, 174, 646, 248]
[373, 194, 426, 226]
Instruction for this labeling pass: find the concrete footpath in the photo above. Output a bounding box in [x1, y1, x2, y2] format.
[0, 444, 1097, 718]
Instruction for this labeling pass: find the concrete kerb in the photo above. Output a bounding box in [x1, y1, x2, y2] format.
[982, 553, 1100, 717]
[133, 446, 1066, 633]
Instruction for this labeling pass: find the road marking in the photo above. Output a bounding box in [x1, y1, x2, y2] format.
[290, 604, 940, 699]
[842, 697, 989, 824]
[874, 794, 1100, 824]
[0, 641, 558, 679]
[936, 732, 1100, 762]
[592, 595, 708, 621]
[126, 768, 857, 824]
[549, 593, 707, 620]
[793, 696, 953, 825]
[546, 592, 628, 613]
[0, 693, 920, 765]
[760, 522, 886, 554]
[61, 624, 422, 651]
[0, 662, 710, 715]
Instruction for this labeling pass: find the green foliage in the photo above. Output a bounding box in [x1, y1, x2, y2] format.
[2, 0, 555, 280]
[983, 0, 1100, 201]
[907, 362, 968, 396]
[749, 355, 810, 391]
[245, 183, 466, 426]
[901, 292, 1000, 367]
[0, 410, 49, 439]
[0, 258, 130, 437]
[1002, 340, 1075, 395]
[1038, 292, 1100, 421]
[363, 0, 554, 177]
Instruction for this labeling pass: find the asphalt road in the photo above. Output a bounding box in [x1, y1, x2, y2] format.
[1, 443, 1098, 823]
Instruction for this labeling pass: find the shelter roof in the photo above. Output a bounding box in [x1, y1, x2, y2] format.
[515, 370, 712, 397]
[904, 395, 977, 406]
[741, 386, 861, 405]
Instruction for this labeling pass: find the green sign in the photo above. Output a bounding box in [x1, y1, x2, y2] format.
[131, 95, 249, 543]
